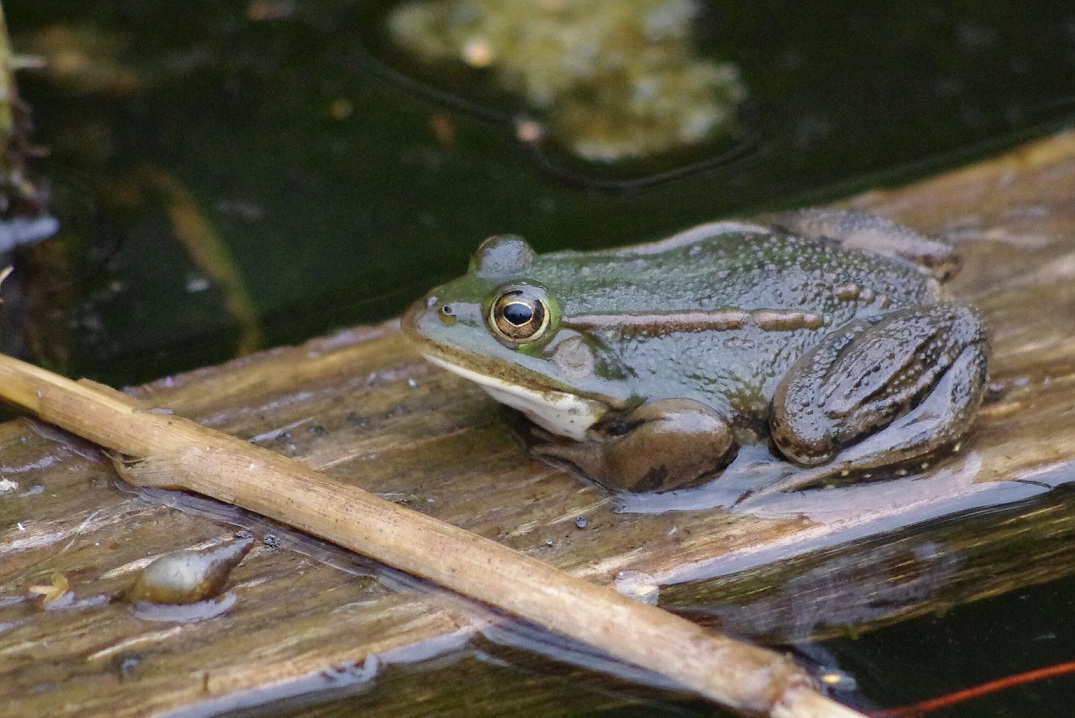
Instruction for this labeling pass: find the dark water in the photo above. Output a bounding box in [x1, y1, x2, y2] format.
[5, 1, 1075, 715]
[827, 571, 1075, 717]
[7, 0, 1075, 385]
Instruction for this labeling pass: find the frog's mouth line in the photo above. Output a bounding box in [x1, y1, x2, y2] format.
[422, 354, 607, 440]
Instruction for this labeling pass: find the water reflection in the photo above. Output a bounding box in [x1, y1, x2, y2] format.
[690, 542, 960, 644]
[617, 446, 1052, 527]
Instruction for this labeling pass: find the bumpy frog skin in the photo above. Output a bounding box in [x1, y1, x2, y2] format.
[403, 209, 991, 493]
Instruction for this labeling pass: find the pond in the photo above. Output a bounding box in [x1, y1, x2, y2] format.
[4, 1, 1075, 716]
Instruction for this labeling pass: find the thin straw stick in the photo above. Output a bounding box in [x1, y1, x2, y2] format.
[0, 353, 865, 718]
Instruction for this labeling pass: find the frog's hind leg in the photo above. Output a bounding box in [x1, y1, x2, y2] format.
[768, 302, 990, 487]
[764, 208, 961, 281]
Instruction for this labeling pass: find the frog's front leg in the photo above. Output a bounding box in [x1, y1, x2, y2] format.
[769, 302, 990, 481]
[766, 208, 961, 281]
[532, 399, 737, 493]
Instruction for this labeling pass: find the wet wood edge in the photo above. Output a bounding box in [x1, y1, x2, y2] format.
[1, 130, 1075, 717]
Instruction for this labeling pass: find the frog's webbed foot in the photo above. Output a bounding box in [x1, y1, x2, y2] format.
[764, 208, 961, 281]
[769, 302, 990, 486]
[532, 399, 737, 493]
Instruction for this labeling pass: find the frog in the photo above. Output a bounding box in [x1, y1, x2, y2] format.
[402, 208, 991, 494]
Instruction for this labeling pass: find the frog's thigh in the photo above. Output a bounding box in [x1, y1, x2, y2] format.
[770, 303, 990, 471]
[766, 208, 960, 281]
[535, 399, 736, 493]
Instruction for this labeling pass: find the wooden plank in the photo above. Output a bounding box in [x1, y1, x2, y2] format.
[3, 131, 1075, 716]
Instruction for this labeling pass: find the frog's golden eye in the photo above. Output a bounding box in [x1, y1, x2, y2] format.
[487, 285, 552, 345]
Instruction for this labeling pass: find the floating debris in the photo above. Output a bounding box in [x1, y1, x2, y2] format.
[27, 571, 70, 607]
[388, 0, 747, 162]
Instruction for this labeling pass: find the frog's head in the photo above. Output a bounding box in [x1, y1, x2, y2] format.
[402, 235, 635, 439]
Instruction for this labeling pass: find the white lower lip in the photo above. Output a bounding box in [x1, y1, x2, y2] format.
[423, 354, 604, 440]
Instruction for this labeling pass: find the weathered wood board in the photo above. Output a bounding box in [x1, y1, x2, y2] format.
[3, 131, 1075, 717]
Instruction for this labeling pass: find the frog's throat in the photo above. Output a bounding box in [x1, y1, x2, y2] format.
[422, 355, 606, 440]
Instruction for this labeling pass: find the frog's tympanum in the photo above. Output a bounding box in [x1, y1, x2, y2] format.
[403, 209, 990, 493]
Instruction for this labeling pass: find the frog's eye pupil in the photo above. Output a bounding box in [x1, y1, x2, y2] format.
[502, 301, 533, 326]
[488, 286, 552, 345]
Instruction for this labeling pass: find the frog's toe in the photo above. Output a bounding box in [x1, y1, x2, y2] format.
[770, 302, 991, 472]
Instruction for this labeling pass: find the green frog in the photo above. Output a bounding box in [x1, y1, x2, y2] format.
[402, 209, 991, 493]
